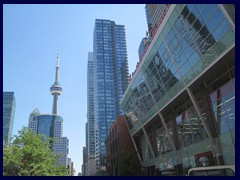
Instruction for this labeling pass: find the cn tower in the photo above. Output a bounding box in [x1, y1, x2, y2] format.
[50, 50, 62, 115]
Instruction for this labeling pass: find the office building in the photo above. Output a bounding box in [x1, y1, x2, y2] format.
[28, 50, 69, 166]
[67, 158, 75, 176]
[53, 136, 69, 166]
[85, 122, 89, 175]
[29, 112, 63, 138]
[29, 112, 69, 166]
[3, 92, 16, 145]
[86, 52, 96, 175]
[121, 4, 235, 175]
[67, 158, 72, 175]
[82, 146, 87, 176]
[71, 161, 74, 176]
[93, 19, 129, 172]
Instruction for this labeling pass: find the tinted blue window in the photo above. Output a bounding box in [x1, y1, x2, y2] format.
[188, 52, 200, 67]
[205, 9, 225, 33]
[165, 30, 175, 45]
[211, 19, 231, 41]
[186, 4, 195, 13]
[177, 52, 188, 68]
[180, 61, 191, 76]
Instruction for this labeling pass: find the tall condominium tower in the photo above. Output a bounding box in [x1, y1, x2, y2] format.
[29, 50, 69, 166]
[93, 19, 129, 173]
[3, 92, 16, 145]
[86, 52, 96, 175]
[145, 4, 170, 39]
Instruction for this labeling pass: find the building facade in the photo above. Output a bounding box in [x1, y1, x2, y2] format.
[85, 122, 89, 175]
[28, 50, 69, 167]
[93, 19, 129, 172]
[121, 4, 235, 176]
[29, 112, 62, 138]
[138, 37, 151, 60]
[54, 136, 69, 166]
[145, 4, 171, 40]
[82, 146, 87, 176]
[86, 52, 96, 175]
[106, 116, 141, 176]
[3, 92, 16, 145]
[67, 158, 72, 175]
[67, 158, 74, 176]
[28, 111, 69, 166]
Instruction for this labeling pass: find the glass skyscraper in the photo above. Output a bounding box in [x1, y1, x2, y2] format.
[3, 92, 16, 145]
[121, 4, 235, 175]
[29, 111, 63, 138]
[86, 52, 96, 175]
[29, 111, 69, 166]
[93, 19, 129, 172]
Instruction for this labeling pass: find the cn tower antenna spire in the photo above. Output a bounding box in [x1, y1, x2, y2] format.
[55, 49, 60, 82]
[57, 48, 60, 67]
[50, 49, 62, 115]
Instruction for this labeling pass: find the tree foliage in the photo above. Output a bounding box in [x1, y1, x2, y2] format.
[118, 151, 142, 176]
[3, 127, 68, 176]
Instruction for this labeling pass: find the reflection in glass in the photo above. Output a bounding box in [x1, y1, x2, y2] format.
[210, 80, 235, 135]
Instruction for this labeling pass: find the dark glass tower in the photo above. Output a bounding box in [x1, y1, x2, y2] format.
[3, 92, 16, 145]
[93, 19, 129, 172]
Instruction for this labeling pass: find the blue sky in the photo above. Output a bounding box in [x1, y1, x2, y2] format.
[3, 4, 147, 175]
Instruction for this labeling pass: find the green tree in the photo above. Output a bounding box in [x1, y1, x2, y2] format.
[118, 151, 142, 176]
[3, 127, 68, 176]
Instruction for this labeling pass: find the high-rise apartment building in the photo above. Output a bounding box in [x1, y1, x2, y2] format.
[86, 52, 96, 175]
[3, 92, 16, 145]
[121, 4, 235, 175]
[28, 50, 69, 167]
[145, 4, 171, 40]
[93, 19, 129, 173]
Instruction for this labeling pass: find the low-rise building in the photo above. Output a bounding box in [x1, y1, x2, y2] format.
[106, 116, 141, 176]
